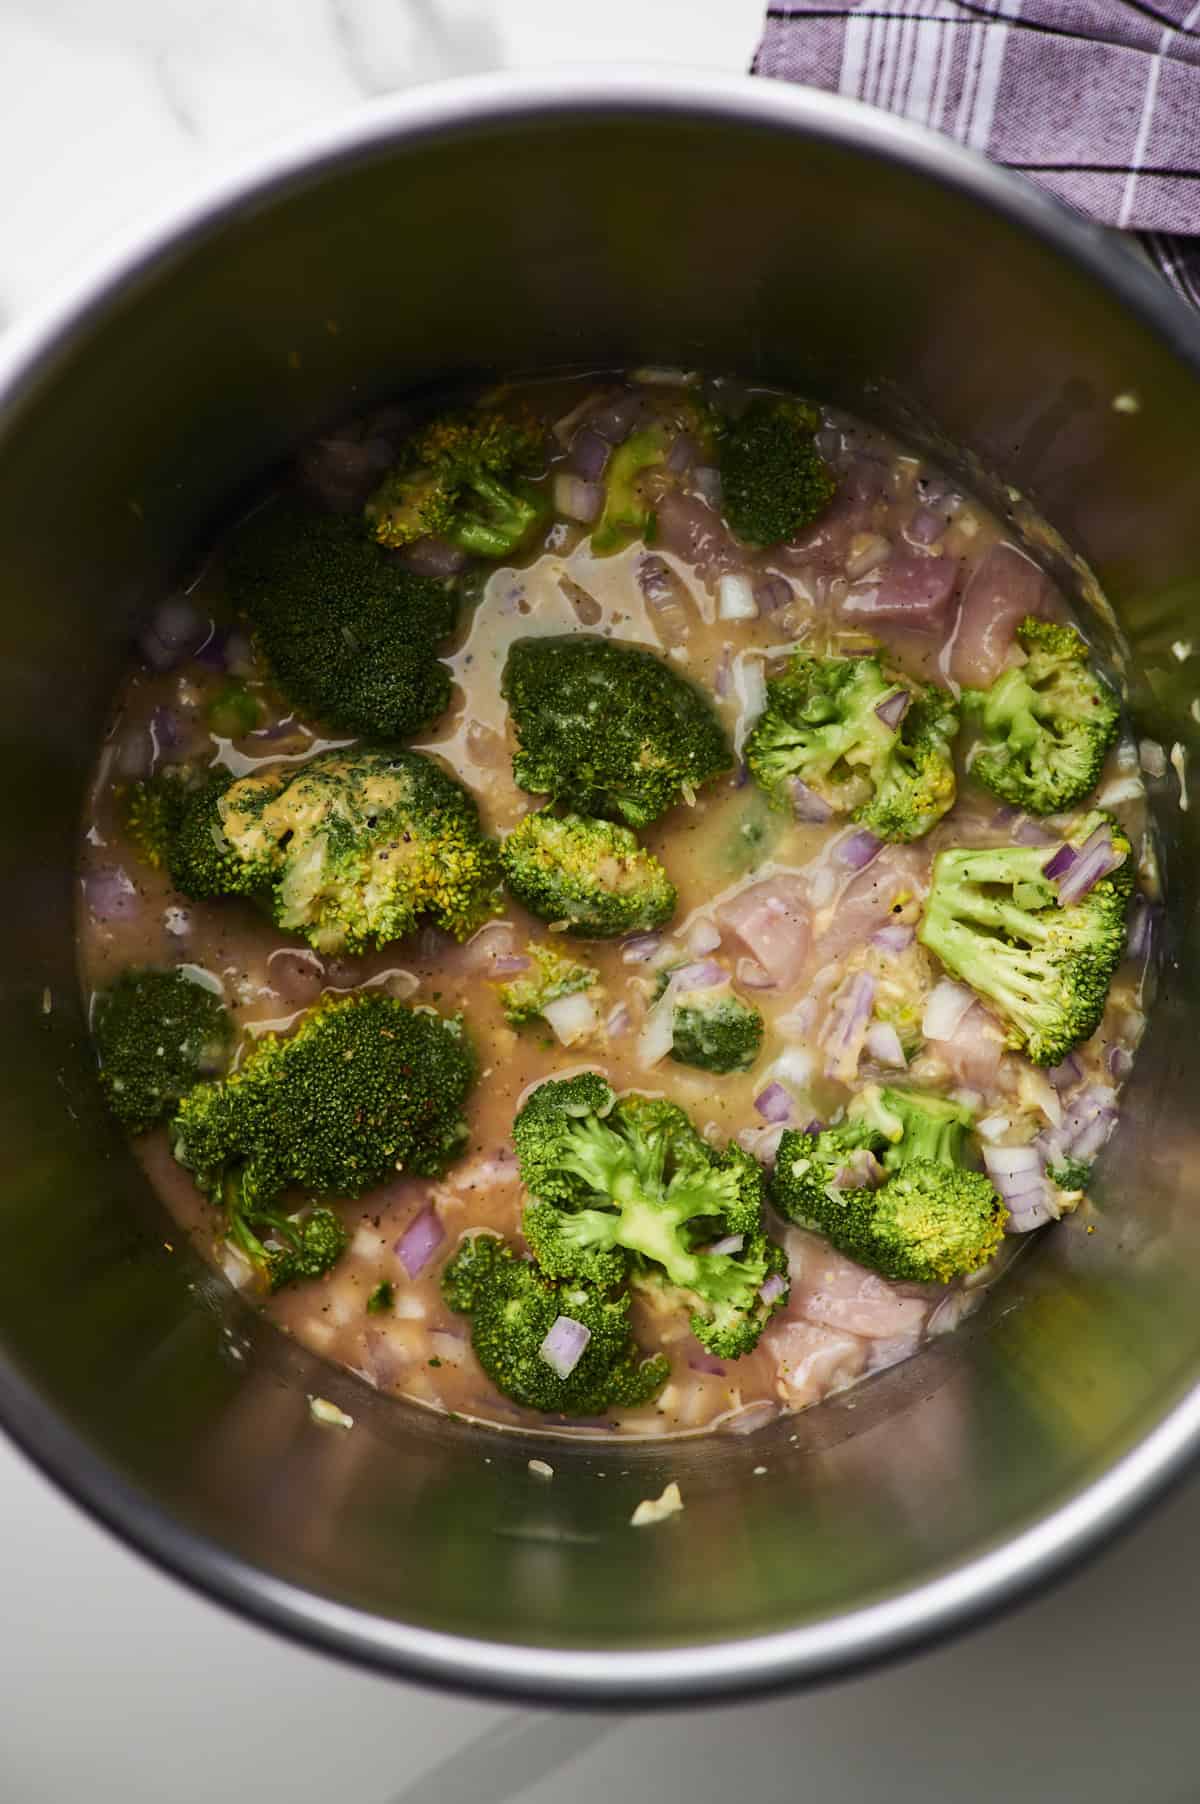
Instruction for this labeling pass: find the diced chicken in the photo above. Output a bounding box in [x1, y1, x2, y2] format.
[811, 843, 930, 966]
[717, 876, 811, 991]
[842, 552, 960, 632]
[767, 1318, 867, 1407]
[924, 1001, 1006, 1091]
[652, 490, 742, 584]
[949, 543, 1057, 687]
[784, 1228, 931, 1340]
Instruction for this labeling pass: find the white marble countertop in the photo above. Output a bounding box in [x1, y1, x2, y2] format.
[3, 5, 1200, 1800]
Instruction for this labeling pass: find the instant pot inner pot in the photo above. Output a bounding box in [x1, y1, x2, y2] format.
[0, 87, 1198, 1700]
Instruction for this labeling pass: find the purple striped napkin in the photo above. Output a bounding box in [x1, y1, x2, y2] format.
[752, 0, 1200, 306]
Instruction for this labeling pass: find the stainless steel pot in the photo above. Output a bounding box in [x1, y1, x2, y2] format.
[1, 71, 1198, 1706]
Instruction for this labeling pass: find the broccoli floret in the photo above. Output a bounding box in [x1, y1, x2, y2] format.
[918, 810, 1133, 1066]
[164, 768, 279, 900]
[745, 652, 958, 841]
[92, 968, 232, 1134]
[499, 809, 677, 937]
[855, 688, 960, 843]
[172, 993, 474, 1218]
[590, 425, 668, 556]
[503, 635, 731, 827]
[1048, 1155, 1092, 1191]
[513, 1074, 789, 1358]
[963, 617, 1121, 815]
[227, 1203, 349, 1294]
[365, 409, 549, 559]
[125, 772, 189, 871]
[206, 680, 261, 738]
[497, 942, 598, 1026]
[442, 1233, 670, 1416]
[772, 1086, 1007, 1283]
[665, 973, 764, 1074]
[167, 749, 501, 952]
[226, 497, 458, 740]
[366, 1279, 396, 1313]
[718, 396, 837, 547]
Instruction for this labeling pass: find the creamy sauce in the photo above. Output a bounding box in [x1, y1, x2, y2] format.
[77, 376, 1153, 1439]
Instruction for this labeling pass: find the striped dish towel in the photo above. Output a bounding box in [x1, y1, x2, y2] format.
[752, 0, 1200, 306]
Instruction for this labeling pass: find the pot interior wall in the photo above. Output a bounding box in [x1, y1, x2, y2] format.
[0, 88, 1198, 1696]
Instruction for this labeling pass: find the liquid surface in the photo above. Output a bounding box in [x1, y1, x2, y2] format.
[77, 373, 1154, 1439]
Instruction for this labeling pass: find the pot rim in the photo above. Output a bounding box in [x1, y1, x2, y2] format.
[2, 67, 1199, 1705]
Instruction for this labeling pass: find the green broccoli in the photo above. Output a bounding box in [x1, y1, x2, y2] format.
[442, 1232, 670, 1416]
[163, 749, 501, 953]
[1048, 1155, 1092, 1191]
[366, 1279, 396, 1313]
[227, 1203, 348, 1294]
[497, 942, 598, 1026]
[173, 994, 474, 1230]
[745, 652, 958, 841]
[499, 808, 677, 936]
[92, 967, 232, 1134]
[590, 425, 668, 556]
[206, 679, 261, 739]
[162, 768, 280, 900]
[226, 497, 458, 740]
[918, 810, 1133, 1066]
[718, 396, 838, 546]
[963, 617, 1121, 815]
[124, 773, 189, 871]
[660, 968, 764, 1074]
[503, 634, 731, 827]
[365, 409, 549, 559]
[513, 1073, 789, 1358]
[771, 1086, 1007, 1283]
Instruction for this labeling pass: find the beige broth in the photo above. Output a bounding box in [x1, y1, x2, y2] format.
[77, 376, 1152, 1440]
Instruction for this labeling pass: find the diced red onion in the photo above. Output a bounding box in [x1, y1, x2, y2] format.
[908, 505, 947, 545]
[491, 954, 532, 976]
[754, 574, 792, 613]
[754, 1082, 793, 1124]
[638, 555, 674, 604]
[822, 971, 877, 1079]
[874, 689, 910, 730]
[833, 1148, 884, 1189]
[864, 1021, 906, 1068]
[552, 472, 603, 524]
[1043, 844, 1077, 882]
[759, 1274, 787, 1307]
[1108, 1045, 1134, 1080]
[1126, 895, 1157, 962]
[395, 1208, 445, 1280]
[672, 960, 727, 994]
[983, 1144, 1043, 1185]
[1060, 1085, 1119, 1161]
[693, 466, 723, 507]
[1011, 815, 1055, 846]
[539, 1314, 591, 1379]
[803, 1118, 824, 1137]
[737, 957, 776, 990]
[922, 980, 975, 1042]
[791, 779, 833, 823]
[542, 992, 598, 1046]
[689, 1351, 727, 1377]
[622, 933, 662, 965]
[1054, 825, 1125, 905]
[715, 646, 732, 699]
[398, 536, 469, 578]
[193, 627, 230, 671]
[568, 426, 611, 481]
[709, 1233, 745, 1257]
[834, 829, 881, 870]
[870, 923, 914, 954]
[606, 1003, 632, 1038]
[686, 917, 722, 956]
[1048, 1053, 1082, 1091]
[1005, 1194, 1059, 1234]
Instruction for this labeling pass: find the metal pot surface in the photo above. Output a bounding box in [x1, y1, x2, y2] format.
[1, 71, 1197, 1705]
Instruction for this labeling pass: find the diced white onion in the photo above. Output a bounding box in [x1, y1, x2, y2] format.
[976, 1114, 1012, 1142]
[770, 1046, 816, 1089]
[718, 573, 759, 620]
[637, 990, 678, 1068]
[542, 992, 598, 1045]
[686, 917, 722, 956]
[864, 1021, 906, 1067]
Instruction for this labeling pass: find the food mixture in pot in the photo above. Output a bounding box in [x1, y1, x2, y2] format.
[78, 371, 1157, 1439]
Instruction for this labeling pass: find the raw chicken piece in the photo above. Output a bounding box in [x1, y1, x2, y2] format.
[784, 1228, 931, 1340]
[767, 1318, 867, 1407]
[949, 542, 1057, 687]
